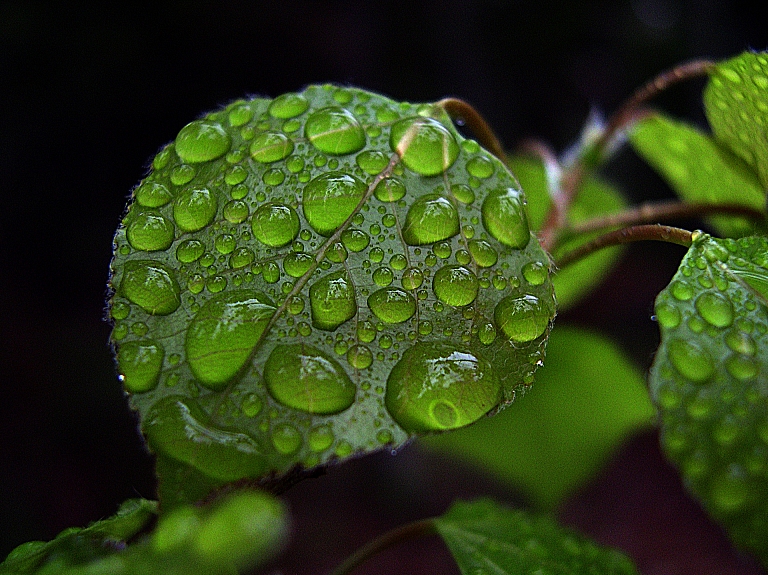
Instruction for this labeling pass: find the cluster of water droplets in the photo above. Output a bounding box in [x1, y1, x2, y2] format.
[109, 84, 556, 481]
[651, 233, 768, 543]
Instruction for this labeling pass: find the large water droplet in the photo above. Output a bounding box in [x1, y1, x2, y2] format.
[251, 203, 300, 247]
[695, 292, 734, 328]
[389, 117, 459, 176]
[264, 343, 356, 414]
[268, 93, 309, 119]
[117, 339, 164, 393]
[173, 187, 218, 232]
[368, 287, 417, 323]
[433, 265, 479, 306]
[175, 121, 231, 164]
[385, 341, 501, 432]
[401, 194, 459, 245]
[494, 294, 551, 342]
[667, 338, 715, 383]
[303, 172, 366, 236]
[127, 212, 175, 251]
[249, 131, 294, 163]
[305, 107, 366, 155]
[481, 188, 530, 249]
[186, 290, 276, 390]
[121, 260, 181, 315]
[309, 271, 357, 331]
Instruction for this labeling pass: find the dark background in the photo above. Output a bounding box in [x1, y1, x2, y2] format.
[1, 1, 767, 573]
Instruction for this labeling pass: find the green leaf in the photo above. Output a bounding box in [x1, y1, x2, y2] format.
[422, 325, 654, 510]
[650, 232, 768, 566]
[630, 113, 765, 237]
[512, 156, 627, 310]
[434, 499, 639, 575]
[705, 51, 768, 189]
[109, 85, 556, 505]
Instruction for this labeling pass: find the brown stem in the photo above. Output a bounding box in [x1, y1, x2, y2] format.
[569, 200, 767, 235]
[437, 98, 508, 164]
[327, 519, 438, 575]
[556, 224, 693, 268]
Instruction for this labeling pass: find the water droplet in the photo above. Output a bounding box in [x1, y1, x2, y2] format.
[308, 425, 335, 452]
[356, 150, 390, 174]
[170, 164, 195, 186]
[478, 322, 496, 345]
[176, 239, 205, 263]
[368, 287, 417, 323]
[468, 240, 498, 267]
[214, 233, 236, 255]
[402, 194, 459, 245]
[309, 271, 357, 331]
[695, 292, 734, 328]
[655, 301, 681, 328]
[241, 393, 263, 417]
[249, 131, 294, 163]
[710, 469, 750, 513]
[465, 156, 495, 179]
[229, 247, 255, 269]
[374, 177, 406, 202]
[175, 121, 231, 163]
[268, 93, 309, 119]
[401, 267, 424, 290]
[377, 429, 394, 445]
[305, 107, 366, 155]
[725, 329, 756, 356]
[357, 320, 377, 343]
[385, 341, 501, 432]
[482, 188, 529, 249]
[670, 280, 694, 301]
[121, 260, 181, 315]
[341, 228, 370, 252]
[126, 212, 175, 251]
[264, 343, 356, 414]
[110, 300, 130, 321]
[251, 203, 300, 247]
[725, 354, 759, 380]
[117, 339, 164, 393]
[451, 183, 475, 204]
[303, 172, 366, 236]
[186, 290, 276, 390]
[283, 252, 314, 278]
[228, 103, 253, 127]
[224, 165, 248, 186]
[173, 187, 218, 232]
[271, 423, 302, 455]
[389, 117, 459, 176]
[135, 182, 172, 208]
[373, 267, 394, 287]
[433, 266, 479, 306]
[325, 242, 348, 263]
[347, 344, 373, 369]
[667, 338, 715, 383]
[521, 261, 547, 286]
[494, 294, 551, 342]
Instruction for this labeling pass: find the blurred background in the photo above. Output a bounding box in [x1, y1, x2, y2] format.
[1, 1, 767, 573]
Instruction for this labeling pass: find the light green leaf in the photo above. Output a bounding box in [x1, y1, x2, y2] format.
[630, 113, 765, 237]
[423, 325, 654, 510]
[511, 156, 627, 310]
[705, 51, 768, 189]
[434, 499, 639, 575]
[109, 85, 556, 505]
[650, 232, 768, 566]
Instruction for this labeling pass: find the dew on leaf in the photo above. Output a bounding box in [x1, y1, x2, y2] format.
[305, 107, 366, 155]
[229, 247, 255, 269]
[695, 292, 734, 328]
[655, 301, 681, 329]
[347, 344, 373, 369]
[225, 165, 248, 186]
[389, 117, 459, 176]
[127, 212, 175, 252]
[135, 182, 172, 208]
[251, 203, 300, 247]
[494, 294, 551, 343]
[402, 194, 459, 245]
[308, 425, 335, 452]
[185, 290, 276, 390]
[401, 267, 424, 290]
[368, 287, 417, 323]
[478, 322, 497, 345]
[465, 156, 495, 179]
[241, 394, 263, 417]
[268, 93, 309, 119]
[121, 260, 181, 315]
[433, 265, 479, 307]
[271, 423, 302, 455]
[175, 121, 231, 164]
[262, 168, 285, 186]
[725, 329, 757, 355]
[481, 187, 530, 249]
[340, 228, 370, 252]
[468, 240, 498, 268]
[309, 271, 357, 331]
[283, 252, 315, 278]
[264, 343, 356, 414]
[725, 354, 759, 380]
[170, 164, 195, 186]
[249, 131, 294, 163]
[373, 267, 394, 287]
[374, 177, 406, 202]
[356, 150, 390, 174]
[667, 338, 715, 383]
[173, 187, 218, 232]
[385, 341, 501, 432]
[117, 339, 164, 393]
[228, 104, 253, 127]
[303, 172, 366, 236]
[450, 183, 475, 204]
[522, 261, 548, 286]
[357, 320, 377, 343]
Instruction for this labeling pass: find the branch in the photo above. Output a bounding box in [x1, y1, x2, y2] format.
[437, 98, 508, 165]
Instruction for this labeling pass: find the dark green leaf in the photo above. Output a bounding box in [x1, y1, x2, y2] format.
[109, 86, 556, 505]
[423, 325, 654, 510]
[705, 51, 768, 189]
[630, 113, 765, 237]
[650, 232, 768, 566]
[434, 499, 639, 575]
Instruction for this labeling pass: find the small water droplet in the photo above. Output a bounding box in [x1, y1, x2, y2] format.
[229, 247, 255, 269]
[135, 182, 172, 208]
[368, 287, 417, 323]
[347, 344, 373, 369]
[401, 267, 424, 290]
[341, 228, 370, 252]
[373, 267, 394, 287]
[655, 301, 681, 328]
[309, 271, 357, 331]
[725, 354, 759, 380]
[478, 322, 496, 345]
[241, 393, 263, 417]
[268, 93, 309, 119]
[121, 260, 181, 315]
[173, 187, 218, 232]
[117, 339, 164, 393]
[695, 291, 734, 328]
[402, 194, 459, 245]
[357, 320, 377, 343]
[465, 156, 495, 179]
[308, 425, 335, 452]
[264, 343, 356, 414]
[175, 121, 231, 163]
[170, 164, 195, 186]
[228, 103, 253, 127]
[376, 429, 394, 445]
[374, 177, 406, 202]
[667, 338, 715, 383]
[271, 423, 302, 455]
[451, 183, 475, 204]
[175, 239, 205, 263]
[468, 240, 498, 268]
[251, 203, 300, 247]
[521, 261, 547, 286]
[303, 172, 366, 236]
[249, 131, 294, 163]
[127, 212, 175, 251]
[670, 280, 694, 301]
[710, 468, 750, 513]
[305, 107, 366, 155]
[494, 294, 551, 342]
[356, 150, 390, 174]
[482, 188, 529, 249]
[389, 117, 459, 176]
[433, 265, 479, 306]
[283, 252, 315, 278]
[725, 329, 756, 356]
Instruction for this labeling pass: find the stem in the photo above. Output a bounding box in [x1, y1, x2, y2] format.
[569, 200, 767, 235]
[556, 224, 693, 268]
[328, 518, 438, 575]
[437, 98, 508, 164]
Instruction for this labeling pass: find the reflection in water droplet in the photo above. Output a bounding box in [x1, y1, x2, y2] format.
[433, 266, 479, 306]
[117, 339, 164, 393]
[121, 260, 181, 315]
[309, 271, 357, 331]
[481, 188, 530, 249]
[494, 294, 551, 343]
[305, 107, 366, 155]
[186, 290, 276, 390]
[695, 292, 734, 328]
[173, 187, 218, 232]
[478, 322, 496, 345]
[264, 343, 356, 414]
[389, 117, 459, 176]
[368, 287, 417, 323]
[303, 172, 366, 236]
[401, 267, 424, 290]
[402, 194, 459, 245]
[249, 131, 294, 163]
[251, 203, 300, 247]
[175, 121, 231, 163]
[127, 212, 175, 251]
[385, 341, 501, 432]
[667, 338, 715, 383]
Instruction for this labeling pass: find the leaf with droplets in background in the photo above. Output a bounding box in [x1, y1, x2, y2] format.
[512, 156, 627, 310]
[704, 51, 768, 190]
[434, 499, 639, 575]
[108, 85, 556, 506]
[650, 233, 768, 566]
[630, 113, 766, 238]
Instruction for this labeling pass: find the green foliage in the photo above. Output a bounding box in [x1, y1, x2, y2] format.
[650, 232, 768, 564]
[424, 325, 654, 510]
[434, 499, 639, 575]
